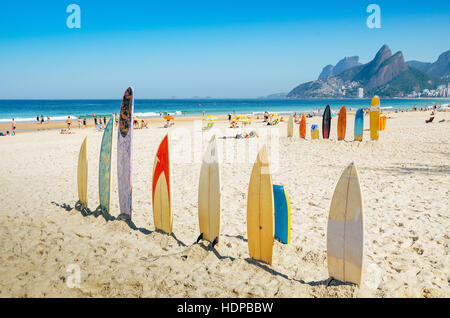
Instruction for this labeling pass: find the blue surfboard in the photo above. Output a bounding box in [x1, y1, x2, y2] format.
[354, 108, 364, 141]
[273, 185, 291, 244]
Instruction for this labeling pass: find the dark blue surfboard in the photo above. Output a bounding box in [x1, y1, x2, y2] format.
[273, 185, 291, 244]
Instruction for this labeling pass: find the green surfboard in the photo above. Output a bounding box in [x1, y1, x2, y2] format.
[99, 117, 114, 214]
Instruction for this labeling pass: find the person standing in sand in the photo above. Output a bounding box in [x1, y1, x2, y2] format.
[78, 118, 82, 129]
[66, 116, 72, 130]
[83, 118, 87, 128]
[12, 118, 16, 133]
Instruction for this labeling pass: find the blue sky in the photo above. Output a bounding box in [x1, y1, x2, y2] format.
[0, 0, 449, 99]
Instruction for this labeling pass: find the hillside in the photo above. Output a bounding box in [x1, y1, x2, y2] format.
[287, 45, 448, 98]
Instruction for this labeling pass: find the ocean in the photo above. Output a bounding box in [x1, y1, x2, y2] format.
[0, 98, 449, 123]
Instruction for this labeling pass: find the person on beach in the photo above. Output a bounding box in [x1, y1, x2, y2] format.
[94, 116, 98, 126]
[78, 118, 82, 129]
[36, 115, 39, 123]
[103, 117, 106, 125]
[40, 115, 44, 124]
[83, 118, 87, 128]
[47, 116, 50, 124]
[66, 116, 72, 130]
[228, 113, 232, 121]
[12, 118, 16, 133]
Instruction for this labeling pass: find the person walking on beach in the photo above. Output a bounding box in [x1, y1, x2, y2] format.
[83, 118, 87, 128]
[78, 118, 82, 129]
[66, 116, 72, 130]
[12, 118, 16, 133]
[103, 117, 106, 125]
[40, 115, 44, 124]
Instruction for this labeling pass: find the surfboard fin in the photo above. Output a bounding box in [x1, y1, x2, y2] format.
[117, 213, 131, 221]
[196, 233, 204, 244]
[210, 237, 219, 250]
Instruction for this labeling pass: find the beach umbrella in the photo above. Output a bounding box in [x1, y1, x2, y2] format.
[164, 115, 174, 120]
[204, 115, 218, 121]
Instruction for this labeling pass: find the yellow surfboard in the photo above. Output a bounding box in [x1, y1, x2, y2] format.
[327, 163, 364, 286]
[77, 137, 88, 209]
[370, 96, 380, 140]
[198, 135, 221, 246]
[247, 145, 274, 266]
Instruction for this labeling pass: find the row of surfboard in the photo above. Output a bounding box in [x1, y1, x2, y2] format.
[76, 87, 364, 286]
[287, 96, 383, 141]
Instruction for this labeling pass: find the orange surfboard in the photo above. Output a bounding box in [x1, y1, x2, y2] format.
[337, 106, 346, 141]
[299, 114, 306, 139]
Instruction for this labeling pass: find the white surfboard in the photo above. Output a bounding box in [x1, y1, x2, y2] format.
[198, 135, 221, 246]
[327, 162, 364, 286]
[287, 115, 294, 137]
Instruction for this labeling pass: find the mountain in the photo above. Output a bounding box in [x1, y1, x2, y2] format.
[426, 50, 450, 79]
[406, 61, 431, 73]
[287, 45, 447, 98]
[263, 92, 287, 99]
[318, 56, 361, 80]
[407, 50, 450, 79]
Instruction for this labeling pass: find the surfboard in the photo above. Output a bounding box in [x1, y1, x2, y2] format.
[311, 124, 319, 140]
[98, 117, 114, 214]
[273, 185, 290, 245]
[198, 135, 221, 246]
[337, 106, 346, 141]
[287, 115, 294, 137]
[327, 162, 364, 286]
[323, 105, 331, 139]
[299, 114, 306, 139]
[153, 134, 173, 234]
[77, 137, 88, 209]
[370, 96, 380, 140]
[117, 87, 134, 220]
[354, 108, 364, 141]
[247, 145, 274, 265]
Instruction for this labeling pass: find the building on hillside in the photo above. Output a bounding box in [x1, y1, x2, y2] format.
[358, 88, 364, 98]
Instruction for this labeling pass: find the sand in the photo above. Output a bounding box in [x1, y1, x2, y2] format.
[0, 111, 449, 298]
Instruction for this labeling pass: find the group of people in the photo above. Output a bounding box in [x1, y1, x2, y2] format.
[36, 115, 50, 124]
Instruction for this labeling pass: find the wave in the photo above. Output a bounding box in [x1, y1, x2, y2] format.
[0, 115, 78, 123]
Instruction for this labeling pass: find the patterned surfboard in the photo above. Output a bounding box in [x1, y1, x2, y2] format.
[323, 105, 331, 139]
[117, 87, 134, 220]
[354, 108, 364, 141]
[99, 117, 114, 214]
